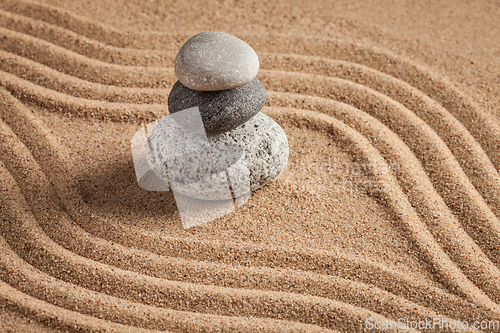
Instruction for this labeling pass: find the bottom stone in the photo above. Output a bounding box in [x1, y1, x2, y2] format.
[210, 112, 289, 191]
[146, 112, 289, 201]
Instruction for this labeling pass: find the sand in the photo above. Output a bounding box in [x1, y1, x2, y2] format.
[0, 0, 499, 331]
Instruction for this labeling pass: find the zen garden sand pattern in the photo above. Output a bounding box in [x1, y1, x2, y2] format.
[1, 0, 500, 332]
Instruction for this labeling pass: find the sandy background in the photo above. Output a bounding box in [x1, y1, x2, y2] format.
[0, 0, 499, 331]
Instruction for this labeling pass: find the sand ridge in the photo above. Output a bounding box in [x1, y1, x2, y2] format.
[0, 0, 500, 331]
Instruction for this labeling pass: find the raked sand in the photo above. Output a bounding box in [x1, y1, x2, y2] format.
[0, 0, 500, 331]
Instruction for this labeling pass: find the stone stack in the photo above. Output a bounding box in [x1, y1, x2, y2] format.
[149, 31, 288, 199]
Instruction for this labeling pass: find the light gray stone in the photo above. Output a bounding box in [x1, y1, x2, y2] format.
[168, 78, 266, 135]
[146, 112, 288, 200]
[175, 31, 260, 91]
[209, 112, 289, 192]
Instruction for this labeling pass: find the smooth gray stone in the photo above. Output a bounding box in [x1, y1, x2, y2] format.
[146, 112, 288, 200]
[175, 31, 259, 91]
[168, 78, 266, 135]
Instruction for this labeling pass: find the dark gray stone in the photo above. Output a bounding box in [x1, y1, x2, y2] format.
[168, 78, 266, 135]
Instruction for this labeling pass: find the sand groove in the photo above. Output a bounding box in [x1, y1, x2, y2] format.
[0, 141, 390, 332]
[0, 69, 166, 121]
[1, 0, 500, 170]
[1, 1, 500, 332]
[261, 71, 500, 267]
[0, 0, 193, 49]
[0, 49, 169, 104]
[269, 94, 500, 301]
[0, 87, 495, 331]
[0, 106, 382, 333]
[0, 88, 437, 331]
[0, 8, 175, 67]
[0, 27, 174, 88]
[260, 54, 500, 218]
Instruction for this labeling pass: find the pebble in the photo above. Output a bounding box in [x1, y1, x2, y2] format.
[168, 78, 266, 135]
[146, 112, 288, 200]
[175, 31, 260, 91]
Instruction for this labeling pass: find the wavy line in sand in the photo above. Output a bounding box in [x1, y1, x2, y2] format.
[2, 20, 498, 224]
[1, 2, 500, 331]
[262, 71, 500, 269]
[2, 0, 500, 167]
[260, 54, 500, 217]
[0, 90, 401, 333]
[1, 87, 498, 330]
[0, 8, 175, 67]
[0, 224, 334, 333]
[0, 280, 156, 333]
[0, 69, 166, 122]
[0, 0, 195, 49]
[261, 70, 500, 245]
[0, 27, 175, 88]
[0, 0, 139, 48]
[6, 3, 493, 179]
[4, 44, 500, 295]
[0, 49, 168, 104]
[1, 31, 498, 284]
[269, 92, 500, 301]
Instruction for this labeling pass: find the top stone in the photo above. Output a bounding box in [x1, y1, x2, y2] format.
[175, 31, 259, 91]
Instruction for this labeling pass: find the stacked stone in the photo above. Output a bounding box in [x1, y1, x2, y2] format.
[157, 31, 289, 197]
